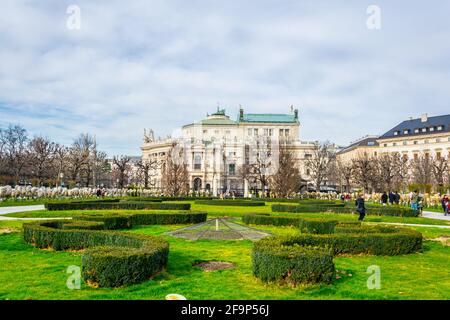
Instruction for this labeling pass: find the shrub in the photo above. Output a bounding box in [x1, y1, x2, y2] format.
[242, 214, 338, 234]
[76, 212, 208, 227]
[252, 238, 335, 284]
[45, 201, 191, 211]
[23, 221, 169, 287]
[298, 219, 338, 234]
[272, 204, 418, 217]
[251, 224, 422, 285]
[195, 200, 265, 206]
[23, 211, 208, 287]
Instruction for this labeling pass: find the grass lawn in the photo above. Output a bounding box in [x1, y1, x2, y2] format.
[5, 201, 450, 226]
[0, 217, 449, 300]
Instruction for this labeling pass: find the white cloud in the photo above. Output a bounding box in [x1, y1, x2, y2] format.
[0, 0, 449, 155]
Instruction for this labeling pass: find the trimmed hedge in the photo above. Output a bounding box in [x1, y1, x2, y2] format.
[272, 203, 418, 217]
[195, 200, 265, 207]
[45, 201, 191, 211]
[251, 222, 422, 285]
[23, 212, 207, 287]
[23, 221, 169, 287]
[76, 212, 208, 227]
[242, 214, 338, 234]
[252, 239, 335, 284]
[126, 196, 214, 201]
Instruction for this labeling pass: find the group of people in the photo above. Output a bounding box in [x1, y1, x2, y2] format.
[380, 191, 401, 206]
[442, 195, 450, 216]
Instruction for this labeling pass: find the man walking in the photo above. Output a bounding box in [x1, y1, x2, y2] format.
[356, 194, 366, 221]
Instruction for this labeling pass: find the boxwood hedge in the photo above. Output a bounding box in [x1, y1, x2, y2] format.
[272, 204, 418, 217]
[23, 211, 207, 287]
[23, 221, 169, 287]
[45, 201, 191, 211]
[252, 223, 422, 285]
[195, 200, 265, 206]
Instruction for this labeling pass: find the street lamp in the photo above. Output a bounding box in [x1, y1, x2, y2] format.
[59, 173, 64, 187]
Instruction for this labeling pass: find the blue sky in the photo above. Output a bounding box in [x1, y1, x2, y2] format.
[1, 0, 449, 156]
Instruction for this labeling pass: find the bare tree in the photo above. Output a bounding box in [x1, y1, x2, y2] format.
[377, 153, 400, 191]
[113, 155, 132, 188]
[161, 143, 189, 196]
[411, 154, 432, 185]
[431, 155, 449, 188]
[1, 124, 28, 184]
[336, 159, 353, 192]
[136, 158, 159, 188]
[305, 141, 336, 191]
[269, 147, 302, 197]
[351, 152, 376, 193]
[26, 136, 57, 185]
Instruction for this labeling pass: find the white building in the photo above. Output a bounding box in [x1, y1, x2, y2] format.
[141, 107, 317, 196]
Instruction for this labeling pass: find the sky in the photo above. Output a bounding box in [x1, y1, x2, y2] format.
[1, 0, 449, 156]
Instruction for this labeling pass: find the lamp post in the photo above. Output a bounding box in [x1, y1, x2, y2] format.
[59, 173, 64, 187]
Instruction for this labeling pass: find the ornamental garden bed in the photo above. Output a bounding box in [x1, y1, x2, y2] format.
[23, 212, 207, 288]
[251, 217, 422, 286]
[45, 201, 191, 211]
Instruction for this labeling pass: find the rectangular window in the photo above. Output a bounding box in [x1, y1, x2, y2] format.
[279, 129, 284, 136]
[422, 128, 427, 132]
[429, 127, 434, 132]
[414, 141, 418, 145]
[285, 129, 290, 136]
[268, 129, 273, 136]
[394, 131, 399, 136]
[254, 129, 258, 136]
[403, 141, 407, 145]
[248, 129, 252, 136]
[263, 129, 268, 136]
[437, 126, 443, 131]
[414, 129, 419, 133]
[403, 129, 409, 134]
[228, 164, 236, 175]
[436, 152, 441, 159]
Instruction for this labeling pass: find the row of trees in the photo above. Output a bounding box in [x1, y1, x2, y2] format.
[334, 152, 450, 193]
[0, 124, 156, 188]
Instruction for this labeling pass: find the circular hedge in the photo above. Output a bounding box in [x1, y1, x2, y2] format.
[251, 220, 422, 285]
[23, 212, 207, 288]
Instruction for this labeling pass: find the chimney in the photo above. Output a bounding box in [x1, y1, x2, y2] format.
[294, 109, 298, 120]
[420, 113, 428, 123]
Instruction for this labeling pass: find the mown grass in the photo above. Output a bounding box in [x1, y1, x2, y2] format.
[0, 219, 449, 300]
[5, 201, 450, 226]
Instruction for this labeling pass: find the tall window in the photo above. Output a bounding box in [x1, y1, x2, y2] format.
[194, 154, 202, 170]
[248, 129, 252, 136]
[254, 128, 258, 136]
[228, 164, 236, 175]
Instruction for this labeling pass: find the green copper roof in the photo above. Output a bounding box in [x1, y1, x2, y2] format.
[199, 118, 237, 125]
[238, 113, 298, 123]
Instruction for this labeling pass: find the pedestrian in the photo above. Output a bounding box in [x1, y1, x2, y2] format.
[410, 190, 419, 211]
[446, 200, 450, 216]
[442, 195, 449, 214]
[355, 194, 366, 221]
[381, 192, 388, 206]
[96, 188, 101, 197]
[388, 191, 395, 205]
[394, 191, 400, 205]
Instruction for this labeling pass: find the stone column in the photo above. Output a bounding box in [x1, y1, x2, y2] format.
[244, 179, 249, 198]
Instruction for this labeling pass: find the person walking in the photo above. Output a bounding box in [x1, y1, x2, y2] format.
[442, 195, 449, 214]
[381, 192, 388, 206]
[355, 194, 366, 221]
[388, 191, 395, 205]
[410, 190, 419, 211]
[394, 191, 400, 205]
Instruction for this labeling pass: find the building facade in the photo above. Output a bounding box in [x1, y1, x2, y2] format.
[337, 113, 450, 162]
[141, 107, 317, 196]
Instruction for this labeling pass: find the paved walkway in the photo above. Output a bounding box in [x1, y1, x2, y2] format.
[421, 210, 450, 221]
[0, 205, 70, 221]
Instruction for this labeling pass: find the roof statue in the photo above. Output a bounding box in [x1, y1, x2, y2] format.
[143, 128, 155, 143]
